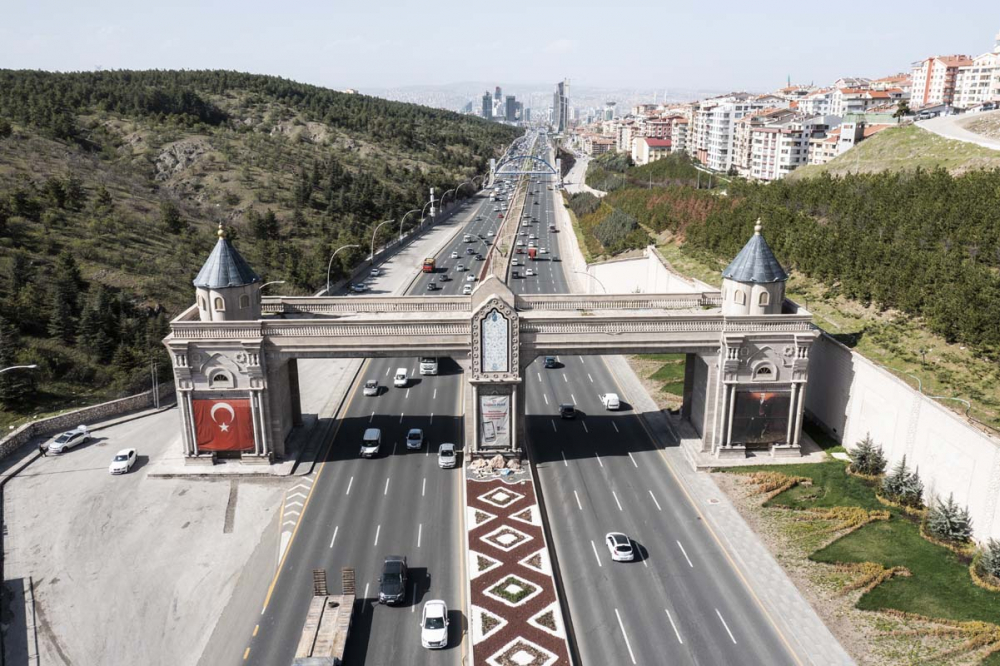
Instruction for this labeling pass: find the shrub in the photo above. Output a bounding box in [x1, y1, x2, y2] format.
[925, 493, 973, 544]
[848, 433, 887, 476]
[568, 192, 600, 217]
[881, 455, 924, 509]
[979, 539, 1000, 579]
[592, 208, 649, 255]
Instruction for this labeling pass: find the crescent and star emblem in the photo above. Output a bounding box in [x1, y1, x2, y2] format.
[210, 402, 236, 432]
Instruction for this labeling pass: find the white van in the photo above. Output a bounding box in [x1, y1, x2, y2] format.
[420, 357, 438, 376]
[360, 428, 382, 458]
[600, 393, 621, 410]
[394, 368, 408, 387]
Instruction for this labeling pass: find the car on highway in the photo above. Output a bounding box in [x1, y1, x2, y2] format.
[370, 267, 381, 278]
[351, 283, 368, 293]
[466, 275, 476, 282]
[519, 231, 528, 237]
[363, 380, 379, 396]
[605, 532, 635, 562]
[451, 251, 459, 259]
[559, 403, 576, 419]
[426, 281, 437, 291]
[420, 600, 450, 649]
[360, 428, 382, 458]
[475, 253, 483, 261]
[540, 248, 548, 254]
[456, 263, 466, 272]
[516, 240, 524, 246]
[406, 428, 425, 451]
[108, 448, 137, 475]
[462, 284, 473, 295]
[438, 443, 457, 469]
[512, 270, 519, 279]
[378, 555, 408, 605]
[48, 425, 90, 455]
[394, 368, 408, 387]
[600, 393, 621, 410]
[466, 247, 476, 255]
[544, 356, 557, 368]
[529, 235, 537, 240]
[525, 269, 534, 277]
[439, 273, 450, 282]
[512, 258, 520, 266]
[487, 231, 495, 237]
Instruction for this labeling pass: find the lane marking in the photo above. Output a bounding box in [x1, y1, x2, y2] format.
[588, 373, 594, 383]
[677, 540, 694, 568]
[329, 525, 339, 548]
[406, 388, 410, 399]
[537, 372, 541, 382]
[649, 490, 662, 511]
[571, 394, 577, 405]
[716, 608, 737, 644]
[665, 609, 683, 644]
[582, 421, 589, 433]
[543, 393, 549, 405]
[612, 421, 619, 433]
[384, 478, 390, 496]
[574, 490, 582, 511]
[433, 388, 437, 400]
[430, 412, 434, 424]
[243, 647, 250, 661]
[399, 412, 404, 423]
[346, 476, 354, 495]
[613, 491, 623, 511]
[385, 366, 390, 376]
[369, 411, 375, 423]
[392, 441, 397, 456]
[628, 452, 638, 468]
[252, 624, 259, 637]
[418, 523, 423, 548]
[595, 452, 604, 468]
[590, 540, 603, 567]
[374, 524, 381, 546]
[364, 583, 370, 605]
[561, 450, 568, 467]
[579, 356, 584, 363]
[615, 609, 637, 665]
[551, 420, 557, 432]
[562, 374, 568, 383]
[422, 478, 426, 496]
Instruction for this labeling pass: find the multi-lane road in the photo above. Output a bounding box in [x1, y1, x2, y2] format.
[238, 132, 801, 665]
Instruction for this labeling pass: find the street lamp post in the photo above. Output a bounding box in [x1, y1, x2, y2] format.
[326, 244, 361, 295]
[0, 364, 37, 374]
[439, 189, 456, 213]
[258, 280, 286, 292]
[369, 219, 395, 267]
[573, 271, 608, 294]
[398, 208, 422, 241]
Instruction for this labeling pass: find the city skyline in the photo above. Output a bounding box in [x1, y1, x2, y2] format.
[2, 1, 998, 92]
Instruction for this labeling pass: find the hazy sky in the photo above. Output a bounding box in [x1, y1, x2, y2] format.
[2, 0, 998, 92]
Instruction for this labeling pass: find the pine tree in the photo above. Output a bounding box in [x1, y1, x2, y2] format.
[900, 465, 925, 509]
[980, 539, 1000, 579]
[0, 117, 12, 139]
[881, 455, 924, 508]
[160, 201, 185, 234]
[849, 433, 887, 476]
[926, 493, 973, 543]
[47, 286, 76, 344]
[0, 315, 31, 408]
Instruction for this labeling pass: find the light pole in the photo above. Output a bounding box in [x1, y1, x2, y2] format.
[573, 271, 607, 294]
[0, 364, 37, 374]
[326, 244, 361, 295]
[369, 219, 395, 266]
[258, 280, 285, 291]
[399, 208, 421, 241]
[439, 189, 456, 212]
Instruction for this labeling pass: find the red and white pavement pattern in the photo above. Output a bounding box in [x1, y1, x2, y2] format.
[467, 476, 572, 666]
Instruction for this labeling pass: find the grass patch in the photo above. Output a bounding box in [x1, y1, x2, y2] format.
[637, 353, 685, 398]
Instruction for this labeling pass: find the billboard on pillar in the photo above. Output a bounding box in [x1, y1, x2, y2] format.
[731, 391, 790, 447]
[480, 394, 510, 450]
[193, 398, 254, 451]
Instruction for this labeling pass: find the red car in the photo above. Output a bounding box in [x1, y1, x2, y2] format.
[498, 213, 504, 218]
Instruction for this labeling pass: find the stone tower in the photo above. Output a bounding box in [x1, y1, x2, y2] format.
[720, 219, 787, 316]
[193, 225, 262, 322]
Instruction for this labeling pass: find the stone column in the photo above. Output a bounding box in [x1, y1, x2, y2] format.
[680, 353, 696, 419]
[287, 359, 303, 427]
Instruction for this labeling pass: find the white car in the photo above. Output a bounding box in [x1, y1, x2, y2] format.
[406, 428, 425, 451]
[462, 285, 473, 295]
[394, 368, 408, 388]
[420, 599, 449, 649]
[360, 428, 381, 458]
[108, 448, 137, 475]
[605, 532, 635, 562]
[529, 235, 537, 240]
[600, 393, 621, 410]
[540, 248, 548, 254]
[456, 263, 466, 272]
[525, 269, 534, 277]
[512, 259, 520, 266]
[466, 275, 476, 282]
[488, 231, 495, 237]
[48, 426, 90, 455]
[363, 380, 379, 397]
[451, 251, 459, 259]
[370, 267, 381, 277]
[438, 443, 457, 469]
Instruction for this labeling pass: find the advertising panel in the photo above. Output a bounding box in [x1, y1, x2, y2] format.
[731, 391, 791, 447]
[193, 398, 254, 452]
[480, 394, 510, 450]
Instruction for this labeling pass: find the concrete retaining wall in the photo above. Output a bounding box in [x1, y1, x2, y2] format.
[807, 334, 1000, 542]
[0, 382, 175, 460]
[586, 246, 713, 295]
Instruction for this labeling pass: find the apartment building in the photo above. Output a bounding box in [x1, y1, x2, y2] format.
[955, 31, 1000, 108]
[732, 108, 798, 177]
[797, 89, 834, 116]
[911, 55, 973, 108]
[632, 137, 673, 165]
[830, 88, 906, 116]
[702, 94, 788, 172]
[749, 116, 838, 181]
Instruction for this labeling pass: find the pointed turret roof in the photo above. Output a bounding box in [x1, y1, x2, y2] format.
[193, 225, 262, 289]
[722, 219, 788, 284]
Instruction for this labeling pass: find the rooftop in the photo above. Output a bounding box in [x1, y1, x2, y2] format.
[722, 221, 788, 284]
[193, 226, 262, 290]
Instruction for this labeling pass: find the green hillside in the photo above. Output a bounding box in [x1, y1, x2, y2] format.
[789, 125, 1000, 179]
[0, 70, 521, 427]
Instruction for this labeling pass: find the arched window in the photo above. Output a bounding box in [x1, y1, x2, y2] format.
[213, 297, 225, 311]
[734, 289, 746, 305]
[209, 369, 234, 389]
[198, 296, 206, 310]
[758, 291, 770, 306]
[239, 294, 250, 309]
[752, 362, 776, 382]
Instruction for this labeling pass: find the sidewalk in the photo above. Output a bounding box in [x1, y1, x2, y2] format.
[918, 112, 1000, 151]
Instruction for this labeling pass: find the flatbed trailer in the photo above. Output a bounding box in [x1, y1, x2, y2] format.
[291, 568, 355, 666]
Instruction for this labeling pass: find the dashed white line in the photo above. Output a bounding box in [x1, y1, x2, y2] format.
[433, 388, 437, 400]
[346, 476, 354, 495]
[369, 411, 375, 423]
[562, 375, 568, 383]
[665, 609, 683, 644]
[385, 366, 390, 376]
[588, 373, 594, 383]
[363, 583, 370, 606]
[329, 526, 339, 548]
[537, 372, 542, 382]
[551, 420, 557, 432]
[582, 421, 589, 433]
[590, 540, 603, 567]
[418, 523, 423, 548]
[716, 609, 737, 644]
[561, 450, 568, 467]
[422, 478, 426, 496]
[374, 524, 381, 546]
[627, 452, 638, 468]
[571, 394, 577, 405]
[579, 356, 584, 363]
[574, 490, 582, 511]
[615, 609, 637, 665]
[384, 478, 390, 496]
[399, 412, 404, 423]
[649, 490, 662, 511]
[677, 540, 694, 568]
[405, 389, 410, 399]
[612, 491, 623, 511]
[595, 452, 604, 468]
[543, 393, 549, 405]
[612, 421, 619, 433]
[430, 412, 434, 424]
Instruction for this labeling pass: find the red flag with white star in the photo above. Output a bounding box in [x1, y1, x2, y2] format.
[193, 399, 254, 452]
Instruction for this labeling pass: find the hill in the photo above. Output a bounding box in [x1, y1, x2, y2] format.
[789, 125, 1000, 179]
[0, 70, 521, 427]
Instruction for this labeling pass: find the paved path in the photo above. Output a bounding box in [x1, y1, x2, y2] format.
[562, 152, 605, 197]
[917, 111, 1000, 151]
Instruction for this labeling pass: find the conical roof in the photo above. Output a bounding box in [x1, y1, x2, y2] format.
[721, 220, 788, 284]
[193, 226, 261, 289]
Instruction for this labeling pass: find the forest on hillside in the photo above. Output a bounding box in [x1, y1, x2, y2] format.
[0, 70, 521, 425]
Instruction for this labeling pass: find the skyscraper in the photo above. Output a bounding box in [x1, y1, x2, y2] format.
[482, 91, 493, 120]
[552, 79, 570, 132]
[505, 95, 517, 122]
[495, 86, 502, 102]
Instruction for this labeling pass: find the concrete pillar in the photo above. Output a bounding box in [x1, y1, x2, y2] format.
[703, 352, 722, 453]
[288, 359, 303, 427]
[785, 384, 798, 445]
[680, 353, 695, 419]
[725, 385, 737, 447]
[513, 383, 525, 458]
[793, 384, 807, 447]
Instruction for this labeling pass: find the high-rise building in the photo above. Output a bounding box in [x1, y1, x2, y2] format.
[482, 92, 493, 120]
[515, 101, 523, 122]
[495, 86, 502, 102]
[505, 95, 517, 122]
[605, 102, 616, 121]
[525, 108, 531, 123]
[911, 55, 973, 108]
[552, 79, 570, 132]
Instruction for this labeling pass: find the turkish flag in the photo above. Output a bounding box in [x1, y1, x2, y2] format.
[193, 399, 254, 452]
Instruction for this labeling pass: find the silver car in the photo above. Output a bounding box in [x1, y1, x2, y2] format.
[438, 444, 456, 469]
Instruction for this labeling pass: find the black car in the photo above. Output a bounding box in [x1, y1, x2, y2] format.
[544, 356, 557, 368]
[439, 274, 450, 282]
[378, 555, 408, 605]
[426, 281, 437, 291]
[559, 404, 576, 419]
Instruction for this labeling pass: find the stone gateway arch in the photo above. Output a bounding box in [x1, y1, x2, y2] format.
[164, 223, 817, 465]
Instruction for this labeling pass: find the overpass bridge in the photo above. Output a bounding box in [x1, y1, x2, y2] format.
[165, 222, 818, 464]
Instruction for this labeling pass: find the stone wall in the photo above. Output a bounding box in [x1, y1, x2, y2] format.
[807, 334, 1000, 542]
[0, 382, 175, 460]
[586, 246, 714, 295]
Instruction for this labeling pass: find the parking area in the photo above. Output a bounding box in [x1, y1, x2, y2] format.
[2, 408, 287, 666]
